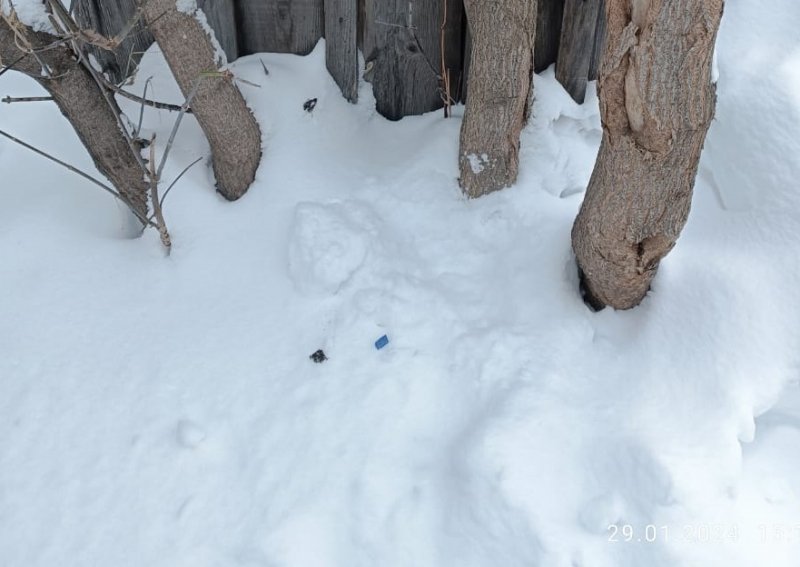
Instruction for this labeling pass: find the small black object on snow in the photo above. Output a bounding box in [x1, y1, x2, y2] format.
[310, 349, 327, 363]
[303, 98, 318, 113]
[260, 59, 270, 76]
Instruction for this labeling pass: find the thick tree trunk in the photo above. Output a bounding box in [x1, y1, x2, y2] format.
[0, 17, 148, 219]
[572, 0, 723, 310]
[143, 0, 262, 201]
[458, 0, 536, 198]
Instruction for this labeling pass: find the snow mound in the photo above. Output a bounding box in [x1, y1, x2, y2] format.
[288, 201, 377, 294]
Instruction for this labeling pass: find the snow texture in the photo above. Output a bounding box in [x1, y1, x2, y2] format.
[1, 0, 56, 34]
[466, 152, 490, 174]
[175, 0, 197, 14]
[1, 1, 800, 566]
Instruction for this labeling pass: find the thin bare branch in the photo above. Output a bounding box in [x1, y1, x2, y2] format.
[0, 127, 152, 226]
[134, 76, 152, 137]
[155, 74, 203, 182]
[2, 95, 53, 103]
[0, 53, 26, 78]
[160, 156, 202, 208]
[98, 73, 187, 113]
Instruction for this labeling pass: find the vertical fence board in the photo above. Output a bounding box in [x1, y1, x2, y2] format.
[588, 2, 606, 81]
[458, 9, 470, 103]
[325, 0, 359, 101]
[74, 0, 154, 83]
[363, 0, 462, 120]
[235, 0, 324, 55]
[440, 0, 464, 110]
[555, 0, 601, 103]
[198, 0, 238, 62]
[535, 0, 564, 73]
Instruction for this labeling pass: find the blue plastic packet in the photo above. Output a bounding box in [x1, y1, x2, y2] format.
[374, 334, 389, 350]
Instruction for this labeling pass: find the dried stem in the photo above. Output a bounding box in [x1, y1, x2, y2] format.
[439, 0, 451, 117]
[148, 134, 171, 251]
[2, 95, 53, 103]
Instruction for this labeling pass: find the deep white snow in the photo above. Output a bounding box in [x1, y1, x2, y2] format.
[1, 1, 800, 566]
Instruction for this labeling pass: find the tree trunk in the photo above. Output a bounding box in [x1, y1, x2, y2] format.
[0, 17, 148, 219]
[143, 0, 262, 201]
[571, 0, 723, 310]
[458, 0, 536, 198]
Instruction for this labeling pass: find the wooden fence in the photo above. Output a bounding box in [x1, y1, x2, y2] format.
[76, 0, 605, 119]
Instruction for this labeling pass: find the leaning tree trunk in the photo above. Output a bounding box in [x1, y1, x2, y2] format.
[458, 0, 537, 198]
[572, 0, 723, 310]
[143, 0, 261, 201]
[0, 16, 148, 219]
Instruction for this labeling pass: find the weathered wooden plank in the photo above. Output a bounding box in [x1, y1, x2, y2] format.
[439, 0, 463, 112]
[535, 0, 564, 73]
[235, 0, 324, 55]
[74, 0, 154, 83]
[198, 0, 238, 62]
[555, 0, 602, 103]
[324, 0, 359, 102]
[588, 2, 606, 81]
[458, 12, 470, 103]
[357, 0, 367, 50]
[362, 0, 463, 120]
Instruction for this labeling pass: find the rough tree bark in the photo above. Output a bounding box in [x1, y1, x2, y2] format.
[0, 16, 148, 219]
[143, 0, 262, 201]
[458, 0, 537, 198]
[572, 0, 724, 310]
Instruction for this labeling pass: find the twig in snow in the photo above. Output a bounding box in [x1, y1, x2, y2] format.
[2, 95, 53, 103]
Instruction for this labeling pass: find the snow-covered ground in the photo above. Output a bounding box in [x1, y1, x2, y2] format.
[1, 1, 799, 566]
